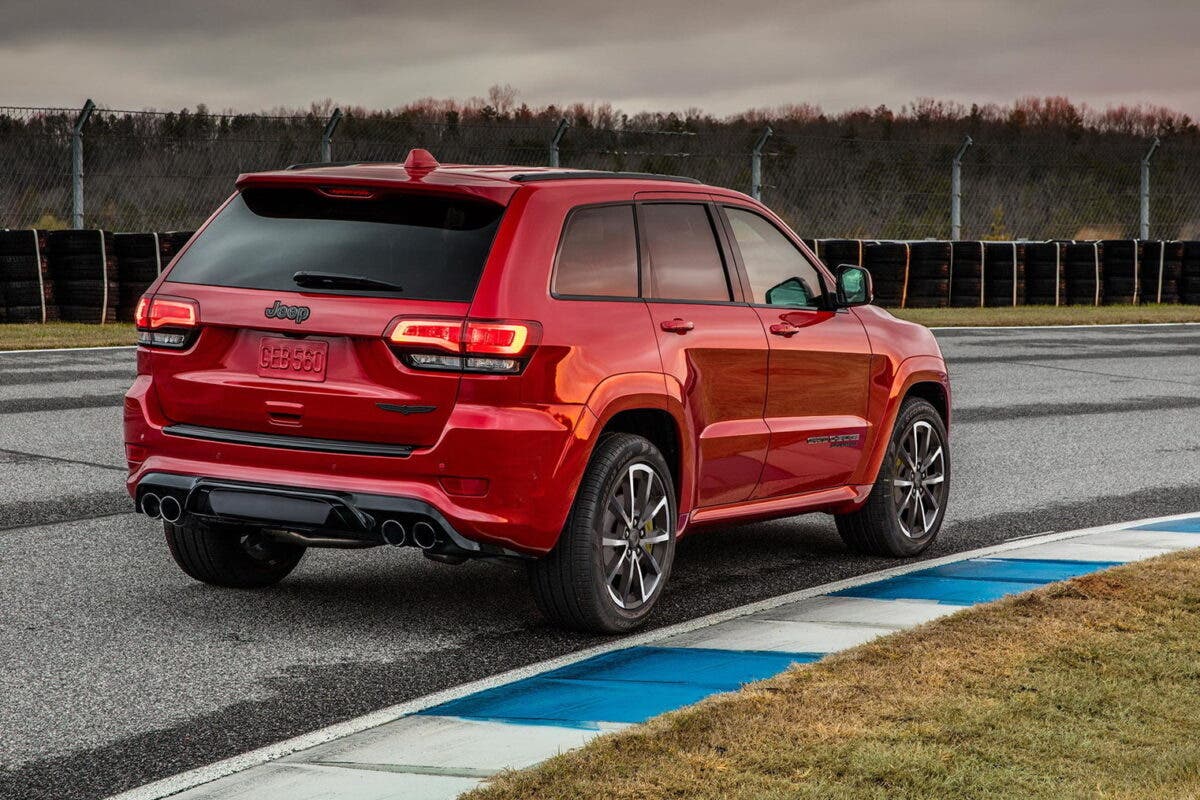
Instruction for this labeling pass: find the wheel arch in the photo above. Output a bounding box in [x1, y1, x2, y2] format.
[851, 355, 950, 489]
[570, 373, 695, 525]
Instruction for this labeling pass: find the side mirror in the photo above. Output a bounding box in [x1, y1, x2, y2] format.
[835, 264, 873, 307]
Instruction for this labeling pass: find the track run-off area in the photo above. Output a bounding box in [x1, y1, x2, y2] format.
[1, 323, 1199, 800]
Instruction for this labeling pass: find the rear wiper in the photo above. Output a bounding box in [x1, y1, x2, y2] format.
[292, 271, 404, 292]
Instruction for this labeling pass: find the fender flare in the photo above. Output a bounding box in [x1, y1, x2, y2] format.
[852, 354, 950, 489]
[565, 372, 697, 520]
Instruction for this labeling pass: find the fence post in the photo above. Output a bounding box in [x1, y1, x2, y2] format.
[950, 135, 972, 240]
[548, 118, 570, 167]
[1140, 137, 1160, 240]
[320, 108, 343, 163]
[71, 98, 96, 229]
[750, 126, 773, 201]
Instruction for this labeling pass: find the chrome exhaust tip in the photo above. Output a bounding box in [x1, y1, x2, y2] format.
[380, 519, 408, 547]
[412, 520, 438, 550]
[159, 495, 183, 524]
[140, 493, 162, 519]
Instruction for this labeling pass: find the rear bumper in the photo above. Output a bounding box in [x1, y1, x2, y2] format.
[124, 375, 590, 556]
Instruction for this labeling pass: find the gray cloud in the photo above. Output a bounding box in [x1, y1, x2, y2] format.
[1, 0, 1198, 116]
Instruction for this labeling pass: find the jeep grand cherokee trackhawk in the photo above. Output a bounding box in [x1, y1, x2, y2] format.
[124, 149, 951, 633]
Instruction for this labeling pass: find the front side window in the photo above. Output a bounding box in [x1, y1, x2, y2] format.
[641, 203, 731, 302]
[725, 206, 826, 308]
[553, 205, 638, 298]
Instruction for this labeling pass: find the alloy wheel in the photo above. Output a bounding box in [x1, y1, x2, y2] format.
[892, 419, 946, 538]
[600, 463, 673, 610]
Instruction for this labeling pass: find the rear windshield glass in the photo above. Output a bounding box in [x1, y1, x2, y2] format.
[166, 187, 505, 302]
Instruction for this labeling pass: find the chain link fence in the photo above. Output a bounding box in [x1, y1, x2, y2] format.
[2, 103, 1198, 240]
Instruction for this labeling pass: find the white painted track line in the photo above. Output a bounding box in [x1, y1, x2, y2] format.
[104, 509, 1200, 800]
[0, 344, 136, 355]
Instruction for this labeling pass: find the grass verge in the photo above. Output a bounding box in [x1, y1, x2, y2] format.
[892, 303, 1200, 327]
[469, 550, 1200, 800]
[0, 322, 136, 351]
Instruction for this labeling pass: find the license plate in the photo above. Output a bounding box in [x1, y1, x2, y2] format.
[257, 338, 328, 382]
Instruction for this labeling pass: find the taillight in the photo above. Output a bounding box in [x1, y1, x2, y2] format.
[385, 318, 540, 374]
[136, 295, 200, 349]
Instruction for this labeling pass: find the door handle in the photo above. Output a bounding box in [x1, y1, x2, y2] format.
[660, 318, 695, 334]
[769, 322, 800, 337]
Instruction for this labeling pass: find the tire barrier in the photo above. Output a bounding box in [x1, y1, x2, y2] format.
[0, 229, 54, 324]
[983, 241, 1025, 308]
[1023, 242, 1066, 306]
[46, 230, 120, 324]
[4, 231, 1200, 322]
[813, 238, 1200, 307]
[113, 231, 193, 322]
[812, 239, 866, 273]
[2, 229, 193, 324]
[905, 241, 951, 308]
[949, 241, 983, 307]
[1184, 242, 1200, 305]
[1059, 242, 1102, 306]
[1140, 241, 1182, 305]
[862, 241, 911, 308]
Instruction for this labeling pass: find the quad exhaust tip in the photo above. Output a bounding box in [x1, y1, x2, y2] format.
[380, 519, 408, 547]
[159, 495, 183, 524]
[412, 520, 438, 550]
[140, 493, 161, 519]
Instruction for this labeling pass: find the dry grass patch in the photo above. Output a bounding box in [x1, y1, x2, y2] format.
[469, 551, 1200, 800]
[0, 322, 136, 351]
[891, 304, 1200, 327]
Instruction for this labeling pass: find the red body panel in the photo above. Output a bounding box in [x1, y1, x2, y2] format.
[124, 161, 949, 556]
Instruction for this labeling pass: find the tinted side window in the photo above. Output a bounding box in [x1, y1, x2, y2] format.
[641, 204, 731, 302]
[725, 207, 826, 308]
[553, 205, 638, 298]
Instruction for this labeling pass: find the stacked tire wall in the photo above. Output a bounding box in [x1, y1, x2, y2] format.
[811, 238, 1200, 307]
[0, 229, 55, 323]
[1, 229, 193, 324]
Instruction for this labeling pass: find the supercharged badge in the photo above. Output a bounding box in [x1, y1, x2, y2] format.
[264, 300, 311, 323]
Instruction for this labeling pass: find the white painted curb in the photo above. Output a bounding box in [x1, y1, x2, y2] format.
[104, 509, 1200, 800]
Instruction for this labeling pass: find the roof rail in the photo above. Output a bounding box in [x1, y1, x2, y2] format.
[509, 170, 702, 185]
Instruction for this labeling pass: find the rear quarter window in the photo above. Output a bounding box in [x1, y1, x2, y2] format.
[552, 205, 639, 298]
[166, 188, 505, 302]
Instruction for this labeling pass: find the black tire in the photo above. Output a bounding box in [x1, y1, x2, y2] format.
[164, 519, 305, 588]
[836, 397, 949, 557]
[528, 433, 676, 633]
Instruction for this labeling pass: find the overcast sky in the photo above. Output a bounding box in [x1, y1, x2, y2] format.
[2, 0, 1198, 117]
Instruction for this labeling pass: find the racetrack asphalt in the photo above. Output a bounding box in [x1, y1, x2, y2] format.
[2, 324, 1199, 800]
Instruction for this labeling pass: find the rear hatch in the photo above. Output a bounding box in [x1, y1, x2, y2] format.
[146, 182, 509, 448]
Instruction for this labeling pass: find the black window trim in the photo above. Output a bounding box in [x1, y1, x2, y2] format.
[549, 201, 644, 303]
[716, 202, 840, 313]
[635, 200, 745, 306]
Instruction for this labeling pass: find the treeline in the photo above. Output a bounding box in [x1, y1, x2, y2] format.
[1, 90, 1198, 238]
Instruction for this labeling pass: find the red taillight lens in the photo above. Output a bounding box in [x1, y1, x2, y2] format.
[384, 318, 539, 374]
[137, 295, 199, 349]
[387, 319, 464, 352]
[464, 322, 528, 355]
[134, 296, 151, 328]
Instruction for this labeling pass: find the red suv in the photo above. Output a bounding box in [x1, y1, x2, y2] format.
[125, 150, 950, 633]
